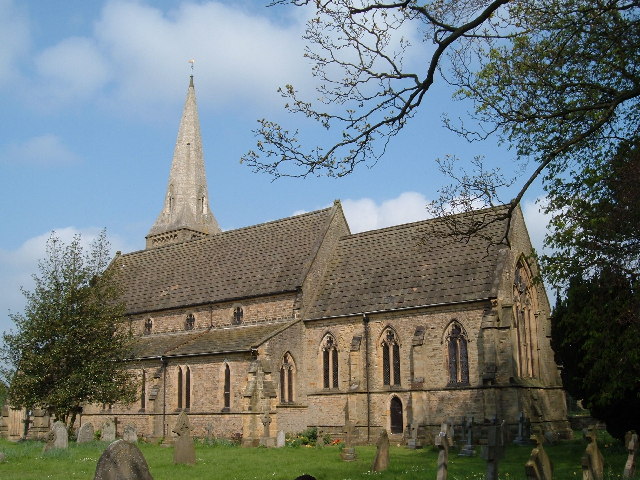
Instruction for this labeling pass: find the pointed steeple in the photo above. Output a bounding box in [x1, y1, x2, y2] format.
[146, 75, 221, 249]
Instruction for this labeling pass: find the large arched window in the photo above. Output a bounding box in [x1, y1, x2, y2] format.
[381, 328, 401, 386]
[513, 260, 540, 378]
[445, 322, 469, 386]
[280, 352, 296, 403]
[321, 334, 339, 389]
[223, 364, 231, 411]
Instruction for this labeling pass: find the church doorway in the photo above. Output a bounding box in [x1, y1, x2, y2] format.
[390, 396, 403, 434]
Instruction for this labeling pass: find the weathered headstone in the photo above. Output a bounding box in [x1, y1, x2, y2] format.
[123, 424, 138, 443]
[582, 428, 604, 480]
[514, 412, 534, 446]
[43, 430, 56, 452]
[525, 434, 553, 480]
[459, 416, 475, 457]
[371, 430, 390, 472]
[77, 423, 95, 443]
[172, 411, 195, 465]
[482, 420, 506, 480]
[276, 430, 286, 448]
[259, 412, 275, 447]
[623, 432, 637, 479]
[94, 439, 154, 480]
[435, 423, 451, 480]
[52, 421, 68, 449]
[407, 422, 421, 449]
[101, 419, 116, 442]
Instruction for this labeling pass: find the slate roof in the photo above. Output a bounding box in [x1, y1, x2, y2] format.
[305, 206, 510, 319]
[115, 207, 335, 314]
[130, 321, 294, 359]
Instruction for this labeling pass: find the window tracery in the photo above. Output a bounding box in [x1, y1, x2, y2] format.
[446, 322, 469, 386]
[381, 328, 401, 386]
[321, 334, 339, 389]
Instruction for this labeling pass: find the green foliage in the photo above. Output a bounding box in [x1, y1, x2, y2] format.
[0, 380, 7, 408]
[552, 269, 640, 440]
[0, 231, 137, 428]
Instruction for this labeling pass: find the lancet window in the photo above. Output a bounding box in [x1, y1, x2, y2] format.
[177, 366, 191, 410]
[185, 313, 195, 331]
[381, 328, 401, 386]
[513, 260, 540, 378]
[446, 322, 469, 386]
[280, 353, 296, 403]
[321, 334, 339, 389]
[223, 364, 231, 411]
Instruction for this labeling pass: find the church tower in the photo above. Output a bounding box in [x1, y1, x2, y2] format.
[146, 75, 221, 249]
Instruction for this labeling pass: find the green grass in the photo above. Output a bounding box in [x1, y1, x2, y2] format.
[0, 434, 633, 480]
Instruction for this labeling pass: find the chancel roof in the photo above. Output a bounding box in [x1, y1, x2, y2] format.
[305, 206, 510, 319]
[116, 207, 335, 315]
[130, 321, 294, 359]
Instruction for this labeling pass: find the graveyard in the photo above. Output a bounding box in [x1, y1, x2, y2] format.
[0, 427, 633, 480]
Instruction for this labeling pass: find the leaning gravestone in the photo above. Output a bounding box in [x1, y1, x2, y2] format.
[525, 434, 553, 480]
[123, 424, 138, 443]
[582, 429, 604, 480]
[276, 430, 286, 448]
[77, 423, 95, 443]
[52, 421, 69, 449]
[101, 419, 116, 442]
[623, 432, 637, 479]
[435, 423, 452, 480]
[482, 420, 506, 480]
[371, 430, 390, 472]
[172, 411, 196, 465]
[94, 439, 154, 480]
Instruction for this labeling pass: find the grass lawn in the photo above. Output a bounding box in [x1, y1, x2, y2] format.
[0, 433, 633, 480]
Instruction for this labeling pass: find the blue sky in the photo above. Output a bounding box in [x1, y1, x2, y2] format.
[0, 0, 550, 335]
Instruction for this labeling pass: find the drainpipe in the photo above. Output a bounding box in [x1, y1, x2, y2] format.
[363, 314, 371, 443]
[161, 356, 167, 438]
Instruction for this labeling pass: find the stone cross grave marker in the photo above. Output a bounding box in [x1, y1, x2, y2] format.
[76, 422, 94, 443]
[623, 431, 638, 479]
[581, 428, 604, 480]
[435, 423, 451, 480]
[371, 429, 389, 472]
[459, 416, 475, 457]
[340, 401, 356, 462]
[259, 412, 275, 447]
[481, 420, 506, 480]
[172, 411, 195, 465]
[514, 411, 534, 446]
[525, 434, 553, 480]
[94, 439, 154, 480]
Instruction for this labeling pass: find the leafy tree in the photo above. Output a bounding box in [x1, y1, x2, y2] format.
[552, 269, 640, 440]
[0, 381, 6, 409]
[1, 231, 137, 429]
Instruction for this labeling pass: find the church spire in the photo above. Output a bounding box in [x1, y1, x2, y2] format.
[146, 75, 221, 249]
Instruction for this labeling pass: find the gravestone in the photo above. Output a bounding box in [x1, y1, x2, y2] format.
[101, 419, 116, 442]
[371, 430, 390, 472]
[43, 430, 56, 452]
[407, 422, 422, 449]
[172, 411, 195, 465]
[52, 421, 68, 449]
[459, 416, 475, 457]
[0, 452, 6, 463]
[525, 434, 553, 480]
[77, 423, 95, 443]
[316, 431, 325, 447]
[123, 424, 138, 443]
[94, 439, 154, 480]
[581, 429, 604, 480]
[623, 432, 637, 479]
[259, 412, 275, 447]
[513, 412, 534, 446]
[481, 420, 506, 480]
[340, 402, 356, 462]
[435, 423, 451, 480]
[276, 430, 286, 448]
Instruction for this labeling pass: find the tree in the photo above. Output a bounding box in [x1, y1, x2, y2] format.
[1, 231, 137, 428]
[552, 269, 640, 440]
[243, 0, 640, 243]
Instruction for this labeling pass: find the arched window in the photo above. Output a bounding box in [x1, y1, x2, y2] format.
[177, 366, 191, 410]
[321, 334, 339, 389]
[185, 366, 191, 409]
[513, 260, 540, 378]
[140, 370, 146, 411]
[223, 364, 231, 411]
[144, 318, 153, 335]
[280, 353, 296, 403]
[185, 314, 195, 331]
[381, 328, 401, 386]
[446, 322, 469, 386]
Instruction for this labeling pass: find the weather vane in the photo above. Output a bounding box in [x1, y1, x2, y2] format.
[188, 59, 195, 72]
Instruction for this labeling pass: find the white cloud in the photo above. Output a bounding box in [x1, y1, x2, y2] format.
[0, 227, 132, 335]
[342, 191, 431, 233]
[34, 37, 111, 106]
[0, 0, 30, 86]
[0, 134, 81, 166]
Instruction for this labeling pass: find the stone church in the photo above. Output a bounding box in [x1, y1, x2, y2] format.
[1, 76, 570, 444]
